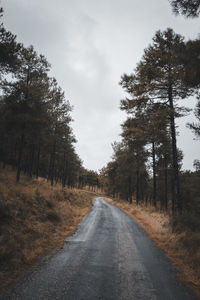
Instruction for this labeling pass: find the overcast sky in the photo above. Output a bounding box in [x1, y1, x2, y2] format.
[2, 0, 200, 171]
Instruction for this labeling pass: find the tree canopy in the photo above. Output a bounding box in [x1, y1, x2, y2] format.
[169, 0, 200, 17]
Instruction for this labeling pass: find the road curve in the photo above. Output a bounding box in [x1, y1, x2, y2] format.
[0, 197, 197, 300]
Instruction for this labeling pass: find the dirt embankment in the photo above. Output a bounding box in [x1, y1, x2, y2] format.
[0, 167, 96, 291]
[105, 197, 200, 298]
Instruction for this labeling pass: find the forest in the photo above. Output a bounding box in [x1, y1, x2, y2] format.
[0, 1, 200, 225]
[0, 1, 199, 225]
[100, 2, 200, 230]
[0, 7, 100, 191]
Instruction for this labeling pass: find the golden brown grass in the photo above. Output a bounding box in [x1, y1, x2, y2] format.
[0, 167, 96, 291]
[105, 197, 200, 298]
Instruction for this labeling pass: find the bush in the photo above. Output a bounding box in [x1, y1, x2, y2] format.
[0, 203, 12, 224]
[172, 214, 200, 232]
[46, 212, 61, 222]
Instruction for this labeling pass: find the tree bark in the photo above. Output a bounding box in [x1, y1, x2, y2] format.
[168, 85, 182, 214]
[16, 133, 25, 183]
[152, 140, 157, 208]
[171, 168, 175, 216]
[36, 143, 41, 179]
[50, 142, 56, 186]
[48, 153, 53, 181]
[128, 175, 132, 204]
[136, 166, 139, 205]
[164, 154, 168, 211]
[13, 139, 18, 170]
[29, 144, 35, 178]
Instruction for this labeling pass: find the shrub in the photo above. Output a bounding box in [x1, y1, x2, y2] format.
[46, 212, 61, 222]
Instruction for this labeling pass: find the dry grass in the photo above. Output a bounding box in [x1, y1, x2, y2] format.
[105, 197, 200, 298]
[0, 167, 95, 291]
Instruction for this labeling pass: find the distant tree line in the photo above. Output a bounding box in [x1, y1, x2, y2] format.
[78, 168, 101, 191]
[101, 27, 200, 219]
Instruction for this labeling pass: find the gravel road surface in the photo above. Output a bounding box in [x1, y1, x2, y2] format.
[0, 197, 197, 300]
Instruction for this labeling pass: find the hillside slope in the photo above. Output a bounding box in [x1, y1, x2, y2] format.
[0, 167, 95, 291]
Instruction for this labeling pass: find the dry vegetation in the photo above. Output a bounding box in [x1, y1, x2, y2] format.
[0, 167, 95, 291]
[105, 197, 200, 298]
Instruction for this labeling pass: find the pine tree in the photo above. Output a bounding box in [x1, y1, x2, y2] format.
[169, 0, 200, 18]
[120, 28, 193, 214]
[187, 100, 200, 138]
[0, 7, 21, 78]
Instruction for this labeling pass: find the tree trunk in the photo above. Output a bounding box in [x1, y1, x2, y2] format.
[29, 144, 35, 178]
[152, 140, 157, 208]
[62, 152, 66, 188]
[36, 143, 41, 179]
[16, 133, 25, 183]
[168, 85, 182, 214]
[171, 168, 175, 216]
[1, 136, 7, 169]
[48, 153, 53, 181]
[164, 154, 168, 211]
[51, 142, 56, 186]
[13, 139, 18, 170]
[145, 196, 148, 207]
[136, 167, 139, 204]
[128, 175, 132, 204]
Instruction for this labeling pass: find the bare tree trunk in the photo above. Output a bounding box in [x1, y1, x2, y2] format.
[171, 168, 175, 216]
[16, 133, 25, 183]
[51, 142, 56, 186]
[48, 153, 53, 181]
[29, 144, 35, 178]
[164, 154, 168, 211]
[2, 136, 8, 169]
[12, 139, 18, 170]
[168, 85, 182, 214]
[36, 143, 41, 179]
[61, 152, 66, 188]
[136, 167, 139, 205]
[152, 140, 157, 208]
[128, 175, 132, 204]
